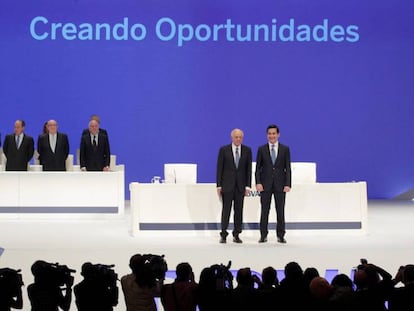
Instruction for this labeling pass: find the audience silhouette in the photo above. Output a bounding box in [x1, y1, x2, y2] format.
[1, 257, 413, 310]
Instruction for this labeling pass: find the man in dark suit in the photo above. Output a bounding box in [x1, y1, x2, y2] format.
[81, 114, 108, 138]
[216, 128, 252, 243]
[3, 120, 34, 171]
[37, 120, 70, 171]
[255, 124, 291, 244]
[80, 119, 111, 171]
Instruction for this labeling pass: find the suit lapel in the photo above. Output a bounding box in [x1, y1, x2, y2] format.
[55, 133, 59, 152]
[12, 135, 18, 151]
[20, 135, 24, 149]
[275, 144, 282, 165]
[265, 145, 273, 165]
[228, 145, 236, 168]
[46, 134, 52, 152]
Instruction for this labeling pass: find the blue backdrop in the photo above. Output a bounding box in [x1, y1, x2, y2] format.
[1, 0, 413, 198]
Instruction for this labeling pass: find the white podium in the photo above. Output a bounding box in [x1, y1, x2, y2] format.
[0, 167, 125, 216]
[129, 182, 368, 236]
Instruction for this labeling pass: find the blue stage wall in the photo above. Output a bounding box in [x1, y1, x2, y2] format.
[1, 0, 413, 198]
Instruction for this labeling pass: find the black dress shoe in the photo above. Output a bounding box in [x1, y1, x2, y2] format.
[233, 236, 243, 243]
[277, 237, 287, 244]
[258, 237, 268, 243]
[219, 237, 226, 244]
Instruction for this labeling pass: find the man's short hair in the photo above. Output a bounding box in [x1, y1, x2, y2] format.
[129, 254, 142, 271]
[267, 124, 280, 133]
[262, 266, 277, 286]
[176, 262, 192, 282]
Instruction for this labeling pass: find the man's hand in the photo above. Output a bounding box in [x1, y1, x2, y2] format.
[245, 188, 251, 196]
[283, 186, 291, 193]
[256, 184, 264, 192]
[217, 187, 222, 198]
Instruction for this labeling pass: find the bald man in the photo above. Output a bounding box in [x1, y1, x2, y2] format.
[216, 129, 252, 243]
[37, 120, 69, 171]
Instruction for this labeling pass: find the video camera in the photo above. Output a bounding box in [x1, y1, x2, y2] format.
[134, 254, 168, 288]
[31, 260, 76, 287]
[0, 268, 24, 296]
[210, 260, 233, 290]
[142, 254, 168, 281]
[81, 262, 118, 286]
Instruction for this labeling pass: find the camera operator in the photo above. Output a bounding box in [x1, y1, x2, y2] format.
[388, 264, 414, 311]
[121, 254, 167, 311]
[27, 260, 75, 311]
[230, 267, 261, 311]
[353, 258, 394, 311]
[74, 262, 119, 311]
[161, 262, 198, 311]
[0, 268, 23, 310]
[197, 262, 233, 311]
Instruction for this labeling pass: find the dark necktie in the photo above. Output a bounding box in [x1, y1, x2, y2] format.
[271, 144, 276, 165]
[16, 135, 20, 149]
[93, 136, 97, 147]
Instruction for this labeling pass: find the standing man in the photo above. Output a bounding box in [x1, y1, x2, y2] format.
[3, 120, 34, 171]
[216, 128, 252, 244]
[255, 124, 291, 244]
[80, 119, 111, 171]
[37, 119, 70, 171]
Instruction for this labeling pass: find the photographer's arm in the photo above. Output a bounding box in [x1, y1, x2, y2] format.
[9, 287, 23, 309]
[109, 282, 119, 307]
[367, 263, 392, 281]
[58, 278, 73, 311]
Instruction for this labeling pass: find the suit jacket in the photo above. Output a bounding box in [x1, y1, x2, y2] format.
[80, 132, 110, 171]
[37, 132, 69, 171]
[3, 133, 34, 171]
[255, 142, 291, 192]
[216, 144, 252, 193]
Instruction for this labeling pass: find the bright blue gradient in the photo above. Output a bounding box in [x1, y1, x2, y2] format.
[1, 0, 413, 198]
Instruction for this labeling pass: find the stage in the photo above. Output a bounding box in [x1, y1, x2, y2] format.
[0, 200, 413, 310]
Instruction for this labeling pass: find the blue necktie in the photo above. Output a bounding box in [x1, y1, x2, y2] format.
[235, 147, 240, 168]
[271, 144, 276, 165]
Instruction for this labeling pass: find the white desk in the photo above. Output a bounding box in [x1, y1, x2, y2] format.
[129, 182, 368, 236]
[0, 168, 125, 216]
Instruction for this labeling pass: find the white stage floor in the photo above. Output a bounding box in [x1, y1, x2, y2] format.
[1, 200, 414, 310]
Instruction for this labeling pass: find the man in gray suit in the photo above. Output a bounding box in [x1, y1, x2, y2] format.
[216, 129, 252, 244]
[255, 124, 291, 244]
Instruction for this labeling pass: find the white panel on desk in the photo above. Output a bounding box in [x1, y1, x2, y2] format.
[164, 163, 197, 184]
[110, 155, 117, 171]
[65, 154, 74, 171]
[252, 162, 316, 185]
[28, 165, 42, 171]
[1, 153, 6, 170]
[291, 162, 317, 184]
